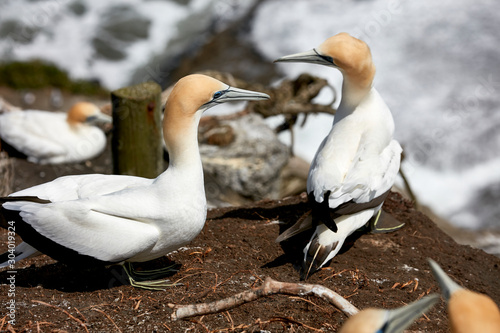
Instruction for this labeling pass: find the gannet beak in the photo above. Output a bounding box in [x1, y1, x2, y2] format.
[201, 86, 270, 111]
[85, 112, 112, 125]
[428, 258, 463, 301]
[219, 86, 270, 103]
[274, 48, 335, 67]
[382, 294, 439, 333]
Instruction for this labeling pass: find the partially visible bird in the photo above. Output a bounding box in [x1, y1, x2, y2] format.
[0, 102, 111, 164]
[428, 258, 500, 333]
[274, 33, 403, 278]
[339, 294, 439, 333]
[0, 74, 270, 289]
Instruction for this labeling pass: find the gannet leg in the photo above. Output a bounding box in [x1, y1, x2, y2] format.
[122, 262, 180, 290]
[368, 209, 405, 234]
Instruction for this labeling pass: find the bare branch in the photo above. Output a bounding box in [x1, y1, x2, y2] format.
[169, 276, 359, 321]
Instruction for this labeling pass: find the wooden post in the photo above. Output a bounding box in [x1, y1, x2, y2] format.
[111, 81, 163, 178]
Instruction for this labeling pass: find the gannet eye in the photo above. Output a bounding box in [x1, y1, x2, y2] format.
[213, 91, 224, 99]
[322, 55, 335, 64]
[313, 49, 336, 65]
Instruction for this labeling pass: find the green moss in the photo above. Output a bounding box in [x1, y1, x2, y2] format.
[0, 60, 108, 96]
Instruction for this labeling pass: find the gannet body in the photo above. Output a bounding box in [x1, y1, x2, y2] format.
[0, 74, 270, 288]
[275, 33, 403, 277]
[428, 259, 500, 333]
[0, 102, 111, 164]
[339, 294, 438, 333]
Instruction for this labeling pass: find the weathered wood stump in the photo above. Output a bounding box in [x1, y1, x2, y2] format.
[111, 81, 163, 178]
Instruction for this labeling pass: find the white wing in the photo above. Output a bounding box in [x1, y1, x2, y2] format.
[10, 173, 153, 202]
[9, 191, 160, 263]
[338, 139, 402, 204]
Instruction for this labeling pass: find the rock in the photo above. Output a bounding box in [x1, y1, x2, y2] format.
[92, 5, 151, 61]
[200, 113, 290, 206]
[0, 19, 40, 44]
[279, 155, 309, 198]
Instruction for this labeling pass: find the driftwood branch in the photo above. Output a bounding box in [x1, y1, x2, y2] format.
[169, 276, 359, 321]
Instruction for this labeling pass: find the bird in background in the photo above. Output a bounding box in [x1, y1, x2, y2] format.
[0, 74, 270, 289]
[274, 33, 403, 278]
[428, 258, 500, 332]
[339, 294, 439, 333]
[0, 101, 111, 164]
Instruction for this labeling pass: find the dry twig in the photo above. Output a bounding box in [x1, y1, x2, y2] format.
[92, 308, 122, 333]
[32, 300, 89, 333]
[169, 276, 359, 320]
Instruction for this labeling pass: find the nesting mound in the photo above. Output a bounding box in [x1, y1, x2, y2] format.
[1, 192, 499, 332]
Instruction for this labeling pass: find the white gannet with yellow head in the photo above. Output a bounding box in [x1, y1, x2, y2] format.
[275, 33, 403, 278]
[0, 74, 270, 289]
[0, 102, 112, 164]
[339, 294, 438, 333]
[428, 259, 500, 333]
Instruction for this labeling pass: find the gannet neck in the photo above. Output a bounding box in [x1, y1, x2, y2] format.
[340, 66, 375, 110]
[163, 107, 202, 170]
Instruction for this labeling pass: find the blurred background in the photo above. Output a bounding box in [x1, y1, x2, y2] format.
[0, 0, 499, 255]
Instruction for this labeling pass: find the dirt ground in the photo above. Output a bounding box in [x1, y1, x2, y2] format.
[1, 184, 500, 332]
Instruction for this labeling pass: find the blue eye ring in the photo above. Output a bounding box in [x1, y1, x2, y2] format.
[213, 91, 224, 99]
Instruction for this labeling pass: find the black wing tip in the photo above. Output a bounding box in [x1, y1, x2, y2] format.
[1, 196, 52, 204]
[0, 251, 9, 266]
[323, 219, 338, 232]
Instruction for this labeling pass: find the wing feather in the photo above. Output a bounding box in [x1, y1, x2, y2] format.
[17, 200, 159, 263]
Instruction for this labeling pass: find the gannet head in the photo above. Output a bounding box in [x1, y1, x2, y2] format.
[274, 33, 375, 89]
[166, 74, 270, 116]
[339, 294, 439, 333]
[163, 74, 269, 161]
[428, 259, 500, 332]
[67, 102, 112, 126]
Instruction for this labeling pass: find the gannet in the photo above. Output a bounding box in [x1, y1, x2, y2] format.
[0, 102, 111, 164]
[274, 33, 403, 277]
[339, 294, 438, 333]
[0, 74, 270, 289]
[428, 259, 500, 332]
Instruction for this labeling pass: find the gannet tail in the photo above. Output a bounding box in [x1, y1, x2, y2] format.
[0, 242, 41, 268]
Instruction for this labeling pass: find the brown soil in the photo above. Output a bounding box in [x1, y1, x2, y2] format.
[1, 190, 499, 332]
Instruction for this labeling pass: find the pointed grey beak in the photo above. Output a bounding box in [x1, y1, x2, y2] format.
[382, 294, 439, 333]
[274, 48, 335, 67]
[86, 112, 112, 125]
[218, 86, 270, 103]
[428, 258, 463, 302]
[200, 86, 270, 111]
